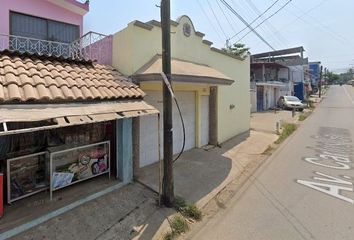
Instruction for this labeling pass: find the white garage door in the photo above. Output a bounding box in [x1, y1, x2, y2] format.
[140, 91, 196, 167]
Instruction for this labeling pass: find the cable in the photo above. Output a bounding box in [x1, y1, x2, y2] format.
[236, 0, 292, 43]
[215, 0, 238, 43]
[228, 0, 280, 41]
[206, 0, 229, 39]
[196, 0, 224, 43]
[172, 93, 185, 163]
[160, 73, 186, 163]
[220, 0, 276, 50]
[244, 0, 288, 46]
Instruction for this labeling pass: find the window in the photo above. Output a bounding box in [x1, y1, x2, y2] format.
[10, 12, 80, 43]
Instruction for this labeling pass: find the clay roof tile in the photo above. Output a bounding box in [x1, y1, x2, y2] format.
[0, 51, 145, 103]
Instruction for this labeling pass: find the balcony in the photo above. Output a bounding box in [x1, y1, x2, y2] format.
[0, 31, 112, 65]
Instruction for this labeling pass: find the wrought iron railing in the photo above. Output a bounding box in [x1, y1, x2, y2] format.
[0, 34, 71, 58]
[70, 31, 113, 65]
[0, 32, 113, 65]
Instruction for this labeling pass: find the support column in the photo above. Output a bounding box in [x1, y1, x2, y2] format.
[196, 91, 201, 148]
[117, 118, 133, 184]
[262, 64, 266, 82]
[132, 117, 140, 180]
[209, 86, 218, 145]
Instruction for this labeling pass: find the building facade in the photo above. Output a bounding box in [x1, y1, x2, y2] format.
[0, 0, 157, 227]
[112, 16, 250, 167]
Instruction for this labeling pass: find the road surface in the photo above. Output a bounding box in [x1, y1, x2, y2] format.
[189, 85, 354, 240]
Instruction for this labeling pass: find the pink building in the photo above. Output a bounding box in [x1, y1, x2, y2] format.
[0, 0, 112, 65]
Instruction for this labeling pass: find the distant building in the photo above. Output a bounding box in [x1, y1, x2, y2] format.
[309, 62, 321, 93]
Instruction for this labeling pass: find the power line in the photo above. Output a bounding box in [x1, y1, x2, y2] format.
[215, 0, 238, 43]
[196, 0, 224, 43]
[206, 0, 229, 39]
[220, 0, 276, 50]
[244, 0, 289, 46]
[236, 0, 293, 43]
[228, 0, 280, 41]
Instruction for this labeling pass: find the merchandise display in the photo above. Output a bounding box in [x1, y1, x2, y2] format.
[7, 152, 48, 203]
[50, 141, 110, 198]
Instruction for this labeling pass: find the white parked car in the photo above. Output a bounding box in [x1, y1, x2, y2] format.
[277, 96, 306, 111]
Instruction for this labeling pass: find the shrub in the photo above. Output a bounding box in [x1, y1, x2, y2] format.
[170, 216, 189, 234]
[181, 204, 202, 221]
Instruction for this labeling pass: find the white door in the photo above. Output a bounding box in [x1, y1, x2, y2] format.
[140, 91, 196, 167]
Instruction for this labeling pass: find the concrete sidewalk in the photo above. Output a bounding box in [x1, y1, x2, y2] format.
[4, 110, 298, 240]
[251, 110, 300, 134]
[138, 130, 277, 209]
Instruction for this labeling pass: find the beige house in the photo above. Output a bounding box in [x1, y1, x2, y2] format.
[112, 15, 250, 167]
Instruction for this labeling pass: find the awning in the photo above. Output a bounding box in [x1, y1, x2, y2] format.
[0, 100, 159, 136]
[132, 55, 234, 85]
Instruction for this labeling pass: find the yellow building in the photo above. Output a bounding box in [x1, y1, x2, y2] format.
[112, 15, 250, 167]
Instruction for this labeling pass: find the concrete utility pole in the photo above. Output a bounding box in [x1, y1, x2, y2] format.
[160, 0, 174, 207]
[319, 66, 323, 98]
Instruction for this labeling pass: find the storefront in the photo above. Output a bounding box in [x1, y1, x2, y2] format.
[1, 122, 114, 203]
[0, 50, 158, 216]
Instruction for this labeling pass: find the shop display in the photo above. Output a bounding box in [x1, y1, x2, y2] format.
[7, 152, 48, 203]
[49, 141, 110, 199]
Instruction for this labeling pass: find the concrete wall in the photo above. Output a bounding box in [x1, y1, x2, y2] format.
[0, 0, 84, 36]
[112, 16, 250, 143]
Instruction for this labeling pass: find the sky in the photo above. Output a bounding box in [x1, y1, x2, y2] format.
[84, 0, 354, 73]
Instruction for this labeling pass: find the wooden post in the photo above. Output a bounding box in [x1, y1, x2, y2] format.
[161, 0, 174, 207]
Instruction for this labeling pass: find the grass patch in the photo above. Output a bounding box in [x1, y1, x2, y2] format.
[298, 114, 307, 121]
[181, 204, 202, 221]
[170, 216, 189, 234]
[173, 196, 202, 221]
[275, 123, 297, 144]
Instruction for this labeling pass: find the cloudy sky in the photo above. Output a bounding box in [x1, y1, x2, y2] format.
[84, 0, 354, 73]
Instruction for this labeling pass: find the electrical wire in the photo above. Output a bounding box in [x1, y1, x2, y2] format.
[244, 0, 289, 47]
[215, 0, 238, 44]
[220, 0, 276, 50]
[206, 0, 229, 39]
[228, 0, 280, 41]
[196, 0, 224, 43]
[160, 73, 185, 163]
[172, 92, 185, 163]
[236, 0, 292, 43]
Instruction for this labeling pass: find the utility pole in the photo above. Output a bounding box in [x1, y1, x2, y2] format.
[160, 0, 174, 207]
[319, 66, 323, 98]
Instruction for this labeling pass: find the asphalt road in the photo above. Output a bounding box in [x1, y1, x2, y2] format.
[189, 85, 354, 240]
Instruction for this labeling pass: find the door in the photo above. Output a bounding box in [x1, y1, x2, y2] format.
[140, 91, 196, 167]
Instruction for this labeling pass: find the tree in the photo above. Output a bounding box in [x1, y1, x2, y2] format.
[325, 71, 340, 84]
[222, 43, 250, 59]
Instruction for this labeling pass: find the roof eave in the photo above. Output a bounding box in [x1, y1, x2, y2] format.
[132, 73, 234, 86]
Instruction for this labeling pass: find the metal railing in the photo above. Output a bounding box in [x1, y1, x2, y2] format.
[0, 34, 71, 58]
[0, 32, 113, 65]
[70, 31, 113, 65]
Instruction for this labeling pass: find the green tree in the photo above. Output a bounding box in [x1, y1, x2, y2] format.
[325, 71, 340, 84]
[222, 43, 250, 59]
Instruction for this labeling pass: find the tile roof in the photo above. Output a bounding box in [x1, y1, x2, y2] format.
[0, 50, 145, 103]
